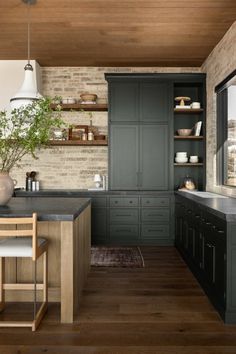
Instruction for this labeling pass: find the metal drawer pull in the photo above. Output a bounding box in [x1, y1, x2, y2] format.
[115, 214, 132, 217]
[206, 222, 212, 226]
[195, 215, 200, 218]
[218, 230, 224, 234]
[148, 213, 164, 217]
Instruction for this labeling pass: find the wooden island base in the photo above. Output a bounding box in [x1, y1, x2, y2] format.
[3, 205, 91, 323]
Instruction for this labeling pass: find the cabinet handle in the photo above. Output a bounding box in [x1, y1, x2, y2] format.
[116, 229, 131, 232]
[148, 213, 164, 217]
[218, 230, 224, 234]
[195, 215, 200, 219]
[206, 222, 212, 226]
[115, 214, 132, 217]
[187, 209, 192, 214]
[211, 225, 217, 230]
[129, 201, 133, 204]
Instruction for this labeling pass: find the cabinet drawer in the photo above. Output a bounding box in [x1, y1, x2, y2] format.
[141, 225, 169, 239]
[110, 225, 138, 239]
[91, 197, 107, 208]
[141, 209, 169, 223]
[109, 197, 139, 207]
[141, 197, 169, 207]
[110, 209, 139, 224]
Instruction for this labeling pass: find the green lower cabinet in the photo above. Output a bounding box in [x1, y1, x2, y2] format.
[91, 208, 107, 244]
[174, 194, 235, 323]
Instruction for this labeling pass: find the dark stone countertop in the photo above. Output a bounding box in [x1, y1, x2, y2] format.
[0, 197, 91, 221]
[14, 189, 174, 197]
[175, 191, 236, 222]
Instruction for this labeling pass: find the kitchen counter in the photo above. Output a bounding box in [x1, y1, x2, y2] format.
[0, 196, 90, 221]
[175, 190, 236, 221]
[14, 189, 174, 196]
[1, 196, 91, 324]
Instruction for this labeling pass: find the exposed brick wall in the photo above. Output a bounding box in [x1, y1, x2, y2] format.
[11, 66, 201, 189]
[201, 21, 236, 197]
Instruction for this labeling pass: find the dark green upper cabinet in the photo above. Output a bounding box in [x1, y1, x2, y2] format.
[140, 125, 168, 190]
[110, 125, 139, 190]
[140, 82, 169, 122]
[110, 82, 138, 122]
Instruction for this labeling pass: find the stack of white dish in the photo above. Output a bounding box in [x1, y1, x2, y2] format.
[175, 152, 188, 163]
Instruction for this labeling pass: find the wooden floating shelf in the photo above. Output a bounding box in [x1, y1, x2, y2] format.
[51, 103, 108, 111]
[174, 136, 203, 140]
[49, 140, 108, 146]
[174, 163, 203, 167]
[174, 108, 204, 113]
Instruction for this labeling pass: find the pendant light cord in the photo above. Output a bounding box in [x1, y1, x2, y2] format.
[27, 0, 31, 64]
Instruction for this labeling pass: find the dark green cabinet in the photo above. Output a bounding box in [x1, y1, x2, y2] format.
[140, 125, 168, 190]
[110, 81, 138, 122]
[140, 82, 169, 122]
[107, 75, 171, 191]
[175, 194, 232, 322]
[110, 124, 168, 190]
[110, 125, 139, 190]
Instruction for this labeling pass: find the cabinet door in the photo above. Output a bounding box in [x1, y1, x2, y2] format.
[215, 228, 226, 307]
[110, 125, 139, 190]
[110, 82, 138, 122]
[91, 208, 107, 243]
[140, 124, 168, 190]
[140, 82, 170, 122]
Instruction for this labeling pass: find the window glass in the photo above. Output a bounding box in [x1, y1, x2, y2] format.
[226, 84, 236, 186]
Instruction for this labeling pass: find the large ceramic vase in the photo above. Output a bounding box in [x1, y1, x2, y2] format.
[0, 172, 15, 205]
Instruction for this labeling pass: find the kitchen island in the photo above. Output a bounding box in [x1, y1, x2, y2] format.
[0, 197, 91, 323]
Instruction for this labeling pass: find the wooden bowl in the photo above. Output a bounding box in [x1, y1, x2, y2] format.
[177, 129, 192, 136]
[80, 93, 97, 102]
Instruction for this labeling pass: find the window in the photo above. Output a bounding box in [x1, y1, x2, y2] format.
[216, 70, 236, 186]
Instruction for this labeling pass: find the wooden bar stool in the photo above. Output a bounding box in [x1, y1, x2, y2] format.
[0, 213, 48, 331]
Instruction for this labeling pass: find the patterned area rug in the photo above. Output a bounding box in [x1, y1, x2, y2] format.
[91, 246, 145, 268]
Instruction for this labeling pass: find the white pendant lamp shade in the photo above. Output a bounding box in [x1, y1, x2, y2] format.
[10, 63, 42, 110]
[10, 0, 42, 110]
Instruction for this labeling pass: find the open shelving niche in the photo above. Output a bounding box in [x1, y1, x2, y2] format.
[50, 103, 108, 146]
[173, 82, 205, 191]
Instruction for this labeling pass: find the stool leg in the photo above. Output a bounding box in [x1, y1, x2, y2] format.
[0, 257, 5, 312]
[43, 251, 48, 303]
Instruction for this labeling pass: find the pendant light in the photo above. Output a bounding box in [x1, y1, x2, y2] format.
[10, 0, 41, 110]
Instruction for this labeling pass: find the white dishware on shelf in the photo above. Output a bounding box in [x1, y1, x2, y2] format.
[175, 157, 188, 164]
[191, 102, 201, 109]
[176, 152, 187, 157]
[189, 155, 199, 163]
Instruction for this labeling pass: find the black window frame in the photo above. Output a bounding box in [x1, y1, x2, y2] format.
[216, 69, 236, 187]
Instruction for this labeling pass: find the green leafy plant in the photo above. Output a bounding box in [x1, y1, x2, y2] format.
[0, 97, 64, 172]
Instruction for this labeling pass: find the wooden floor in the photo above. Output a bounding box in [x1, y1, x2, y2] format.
[1, 247, 236, 353]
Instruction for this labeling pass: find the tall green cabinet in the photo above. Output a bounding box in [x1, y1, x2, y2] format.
[106, 76, 172, 191]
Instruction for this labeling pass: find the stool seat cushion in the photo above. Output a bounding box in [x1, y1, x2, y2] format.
[0, 237, 48, 257]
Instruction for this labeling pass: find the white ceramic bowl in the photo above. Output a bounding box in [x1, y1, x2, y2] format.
[176, 152, 187, 157]
[177, 129, 192, 136]
[175, 157, 188, 163]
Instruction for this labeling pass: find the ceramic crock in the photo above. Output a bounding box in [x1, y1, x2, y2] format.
[0, 172, 16, 205]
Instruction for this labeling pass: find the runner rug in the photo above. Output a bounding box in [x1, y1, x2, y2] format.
[91, 246, 145, 268]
